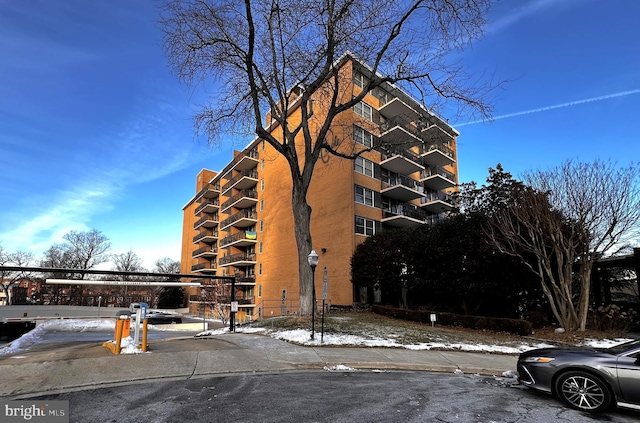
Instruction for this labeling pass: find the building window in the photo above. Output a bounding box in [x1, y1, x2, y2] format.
[355, 216, 376, 236]
[354, 157, 375, 177]
[260, 199, 264, 211]
[262, 140, 265, 151]
[355, 185, 375, 206]
[260, 179, 265, 191]
[372, 87, 389, 105]
[258, 263, 263, 275]
[261, 159, 265, 171]
[354, 101, 373, 121]
[354, 125, 374, 148]
[258, 284, 262, 298]
[353, 72, 368, 89]
[259, 220, 264, 232]
[259, 241, 263, 254]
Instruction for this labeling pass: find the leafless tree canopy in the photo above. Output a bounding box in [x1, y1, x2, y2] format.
[487, 160, 640, 331]
[61, 229, 111, 274]
[154, 257, 182, 275]
[161, 0, 495, 143]
[112, 250, 146, 274]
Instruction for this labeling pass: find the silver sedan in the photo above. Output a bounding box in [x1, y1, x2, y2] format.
[517, 339, 640, 412]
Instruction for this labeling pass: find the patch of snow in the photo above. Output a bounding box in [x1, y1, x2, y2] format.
[324, 364, 356, 372]
[581, 338, 632, 348]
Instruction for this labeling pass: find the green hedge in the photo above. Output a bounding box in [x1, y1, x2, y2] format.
[371, 305, 533, 336]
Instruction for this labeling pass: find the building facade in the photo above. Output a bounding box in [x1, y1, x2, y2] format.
[180, 55, 459, 321]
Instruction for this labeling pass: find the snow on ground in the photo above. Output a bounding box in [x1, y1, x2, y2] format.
[194, 326, 633, 354]
[0, 318, 188, 355]
[0, 319, 114, 355]
[1, 319, 634, 356]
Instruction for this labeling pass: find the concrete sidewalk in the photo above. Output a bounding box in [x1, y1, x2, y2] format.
[0, 333, 518, 399]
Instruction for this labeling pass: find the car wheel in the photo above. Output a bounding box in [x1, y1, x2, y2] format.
[554, 371, 612, 412]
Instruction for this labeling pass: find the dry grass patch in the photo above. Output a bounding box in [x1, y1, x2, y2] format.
[251, 311, 621, 349]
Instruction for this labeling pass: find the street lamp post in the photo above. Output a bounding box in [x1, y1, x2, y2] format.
[308, 250, 319, 340]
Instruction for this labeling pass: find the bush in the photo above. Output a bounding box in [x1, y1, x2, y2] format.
[525, 311, 549, 329]
[371, 305, 532, 335]
[587, 304, 638, 335]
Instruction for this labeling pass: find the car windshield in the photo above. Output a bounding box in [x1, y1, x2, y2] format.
[604, 339, 640, 355]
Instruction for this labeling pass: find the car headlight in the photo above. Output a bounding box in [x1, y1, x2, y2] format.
[521, 357, 555, 363]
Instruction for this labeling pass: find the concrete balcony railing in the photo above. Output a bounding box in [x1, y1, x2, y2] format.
[220, 189, 258, 211]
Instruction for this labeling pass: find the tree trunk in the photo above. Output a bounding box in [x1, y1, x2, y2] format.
[578, 262, 593, 331]
[292, 179, 314, 315]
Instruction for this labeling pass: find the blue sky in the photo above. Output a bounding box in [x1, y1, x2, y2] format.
[1, 0, 639, 268]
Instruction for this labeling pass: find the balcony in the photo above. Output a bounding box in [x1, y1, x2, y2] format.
[221, 189, 258, 212]
[192, 246, 218, 259]
[194, 213, 219, 230]
[218, 253, 257, 267]
[381, 203, 428, 228]
[221, 169, 259, 194]
[193, 230, 219, 244]
[420, 141, 455, 168]
[379, 115, 422, 147]
[219, 231, 258, 248]
[218, 296, 256, 306]
[220, 209, 258, 231]
[381, 174, 422, 201]
[228, 149, 259, 172]
[194, 198, 220, 215]
[420, 191, 456, 213]
[420, 167, 456, 190]
[421, 122, 455, 144]
[227, 274, 256, 285]
[380, 147, 424, 176]
[378, 97, 421, 122]
[191, 261, 217, 273]
[194, 182, 220, 202]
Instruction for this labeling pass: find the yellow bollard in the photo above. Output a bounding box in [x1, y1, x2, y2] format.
[122, 318, 131, 338]
[114, 318, 124, 354]
[141, 318, 148, 352]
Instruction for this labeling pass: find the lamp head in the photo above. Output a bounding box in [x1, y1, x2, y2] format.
[308, 250, 319, 268]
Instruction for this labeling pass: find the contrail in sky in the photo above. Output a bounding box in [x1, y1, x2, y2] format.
[456, 89, 640, 127]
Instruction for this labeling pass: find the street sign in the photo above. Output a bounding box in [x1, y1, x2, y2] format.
[322, 267, 328, 300]
[231, 301, 239, 312]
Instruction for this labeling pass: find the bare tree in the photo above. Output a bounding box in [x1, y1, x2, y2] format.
[153, 257, 182, 308]
[111, 250, 147, 304]
[154, 257, 181, 274]
[40, 244, 74, 304]
[112, 250, 146, 275]
[524, 160, 640, 331]
[63, 229, 111, 275]
[160, 0, 497, 314]
[0, 245, 33, 305]
[44, 229, 111, 305]
[485, 160, 640, 331]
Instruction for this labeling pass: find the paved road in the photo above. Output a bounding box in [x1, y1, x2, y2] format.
[33, 371, 638, 423]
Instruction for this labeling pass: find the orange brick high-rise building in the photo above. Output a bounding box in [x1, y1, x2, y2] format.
[180, 54, 459, 321]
